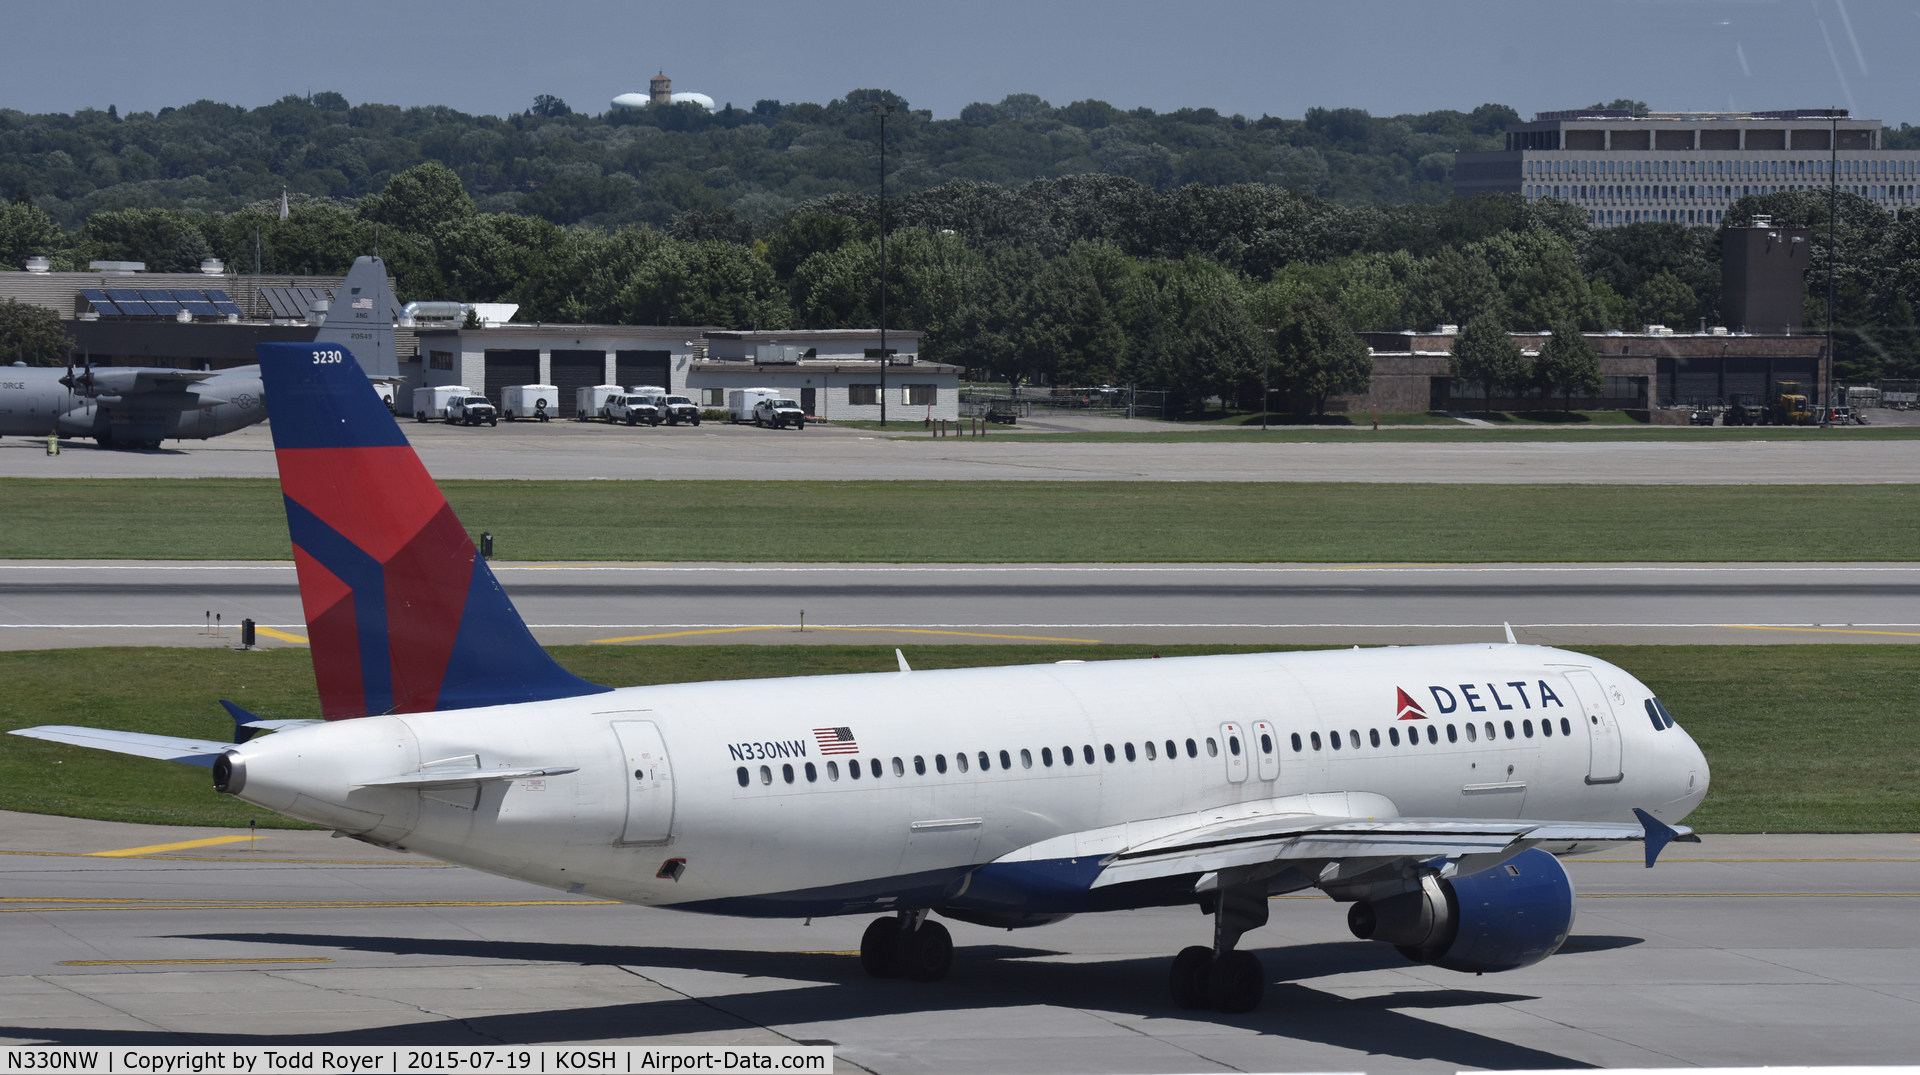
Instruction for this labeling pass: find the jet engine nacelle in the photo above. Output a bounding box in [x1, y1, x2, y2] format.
[1346, 847, 1574, 973]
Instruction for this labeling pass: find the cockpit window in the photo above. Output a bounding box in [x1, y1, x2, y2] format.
[1652, 697, 1677, 728]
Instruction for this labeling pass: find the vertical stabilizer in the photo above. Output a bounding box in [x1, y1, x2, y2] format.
[315, 256, 399, 379]
[257, 341, 609, 720]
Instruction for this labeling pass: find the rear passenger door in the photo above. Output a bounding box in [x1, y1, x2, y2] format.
[1219, 722, 1248, 784]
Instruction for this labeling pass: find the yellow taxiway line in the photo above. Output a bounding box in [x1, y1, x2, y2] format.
[87, 835, 257, 857]
[58, 958, 334, 966]
[1728, 624, 1920, 639]
[252, 626, 309, 644]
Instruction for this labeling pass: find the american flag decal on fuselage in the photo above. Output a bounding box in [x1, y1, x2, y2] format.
[813, 726, 859, 754]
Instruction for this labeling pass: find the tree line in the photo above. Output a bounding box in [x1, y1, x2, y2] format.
[3, 158, 1917, 399]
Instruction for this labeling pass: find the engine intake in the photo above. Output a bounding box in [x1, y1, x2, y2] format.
[1347, 847, 1574, 973]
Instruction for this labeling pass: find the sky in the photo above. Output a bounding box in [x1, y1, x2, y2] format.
[3, 0, 1917, 127]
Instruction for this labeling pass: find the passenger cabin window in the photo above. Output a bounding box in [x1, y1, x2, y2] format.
[1145, 741, 1158, 760]
[1484, 721, 1496, 741]
[848, 760, 861, 780]
[1349, 730, 1360, 749]
[1369, 729, 1380, 748]
[870, 758, 883, 778]
[1291, 733, 1303, 752]
[892, 757, 905, 777]
[783, 763, 795, 783]
[1124, 743, 1137, 762]
[1311, 732, 1322, 750]
[1541, 719, 1552, 738]
[1166, 739, 1178, 758]
[1503, 721, 1515, 740]
[978, 751, 991, 771]
[1206, 737, 1218, 757]
[1389, 728, 1400, 746]
[1560, 717, 1573, 735]
[1329, 732, 1342, 751]
[1465, 723, 1477, 742]
[1084, 745, 1096, 764]
[759, 765, 772, 785]
[1060, 746, 1072, 767]
[935, 754, 948, 774]
[736, 766, 749, 787]
[1104, 744, 1116, 763]
[1446, 724, 1458, 743]
[999, 750, 1012, 770]
[914, 756, 926, 775]
[1020, 748, 1033, 769]
[805, 762, 817, 782]
[1523, 720, 1534, 738]
[955, 753, 969, 773]
[1041, 747, 1054, 767]
[1185, 738, 1198, 758]
[1227, 737, 1240, 757]
[828, 761, 840, 780]
[1427, 725, 1438, 744]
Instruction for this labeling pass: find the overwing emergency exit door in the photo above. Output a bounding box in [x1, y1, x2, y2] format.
[612, 720, 674, 845]
[1562, 670, 1623, 784]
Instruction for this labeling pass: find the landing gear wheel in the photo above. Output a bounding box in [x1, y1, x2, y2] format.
[898, 920, 953, 982]
[1169, 946, 1213, 1010]
[1207, 949, 1263, 1014]
[859, 917, 902, 979]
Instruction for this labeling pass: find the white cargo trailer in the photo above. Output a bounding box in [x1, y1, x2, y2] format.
[575, 384, 622, 421]
[412, 385, 470, 423]
[728, 387, 779, 424]
[501, 384, 559, 422]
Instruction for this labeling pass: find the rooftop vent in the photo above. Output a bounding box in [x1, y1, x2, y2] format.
[23, 256, 49, 273]
[89, 261, 145, 274]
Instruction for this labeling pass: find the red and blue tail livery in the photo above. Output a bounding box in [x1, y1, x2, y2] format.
[256, 342, 608, 719]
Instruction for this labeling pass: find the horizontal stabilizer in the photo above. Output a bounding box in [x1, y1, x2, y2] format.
[9, 725, 230, 767]
[354, 764, 579, 789]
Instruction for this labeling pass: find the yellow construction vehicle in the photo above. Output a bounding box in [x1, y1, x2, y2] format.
[1768, 381, 1814, 425]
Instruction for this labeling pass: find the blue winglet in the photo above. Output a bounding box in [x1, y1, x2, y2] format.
[221, 699, 261, 744]
[1632, 807, 1700, 868]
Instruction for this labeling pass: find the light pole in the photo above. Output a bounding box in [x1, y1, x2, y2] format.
[871, 101, 894, 427]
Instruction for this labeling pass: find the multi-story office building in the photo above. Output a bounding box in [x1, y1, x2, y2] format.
[1455, 109, 1918, 226]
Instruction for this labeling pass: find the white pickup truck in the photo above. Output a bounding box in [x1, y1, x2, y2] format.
[447, 394, 498, 426]
[752, 396, 806, 430]
[601, 393, 661, 426]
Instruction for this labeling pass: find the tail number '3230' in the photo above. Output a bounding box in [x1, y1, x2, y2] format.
[313, 350, 346, 364]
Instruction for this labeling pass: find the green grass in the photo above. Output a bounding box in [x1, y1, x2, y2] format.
[5, 479, 1919, 562]
[897, 425, 1920, 443]
[1, 644, 1912, 833]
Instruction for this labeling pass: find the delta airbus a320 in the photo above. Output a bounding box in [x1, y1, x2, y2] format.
[14, 342, 1709, 1014]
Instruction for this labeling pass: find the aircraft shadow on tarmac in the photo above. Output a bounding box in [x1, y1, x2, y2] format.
[0, 930, 1616, 1069]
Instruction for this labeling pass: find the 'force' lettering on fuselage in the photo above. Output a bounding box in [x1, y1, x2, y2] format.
[727, 739, 808, 761]
[1427, 681, 1565, 714]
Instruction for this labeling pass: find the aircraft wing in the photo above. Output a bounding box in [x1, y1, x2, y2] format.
[988, 792, 1695, 889]
[9, 725, 231, 767]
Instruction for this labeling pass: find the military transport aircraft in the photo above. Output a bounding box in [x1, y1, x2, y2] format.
[12, 340, 1710, 1013]
[0, 256, 397, 448]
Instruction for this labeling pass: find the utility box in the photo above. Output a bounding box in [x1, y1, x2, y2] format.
[728, 387, 779, 424]
[575, 384, 622, 421]
[1722, 216, 1814, 335]
[501, 384, 559, 422]
[412, 385, 470, 422]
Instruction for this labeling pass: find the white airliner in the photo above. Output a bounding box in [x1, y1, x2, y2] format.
[13, 341, 1709, 1014]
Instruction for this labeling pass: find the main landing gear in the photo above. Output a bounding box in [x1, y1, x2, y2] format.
[859, 911, 953, 982]
[1169, 875, 1268, 1014]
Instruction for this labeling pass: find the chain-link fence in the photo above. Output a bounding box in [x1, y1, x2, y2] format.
[958, 385, 1170, 419]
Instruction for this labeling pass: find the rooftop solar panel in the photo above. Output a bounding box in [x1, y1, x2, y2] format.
[203, 289, 235, 303]
[211, 299, 245, 317]
[78, 290, 121, 317]
[173, 291, 221, 317]
[139, 290, 176, 303]
[104, 289, 143, 303]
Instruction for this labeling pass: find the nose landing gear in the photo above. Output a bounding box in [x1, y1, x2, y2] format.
[1169, 876, 1268, 1013]
[859, 911, 953, 982]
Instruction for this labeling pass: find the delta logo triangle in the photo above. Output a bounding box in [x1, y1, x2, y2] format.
[1396, 687, 1428, 720]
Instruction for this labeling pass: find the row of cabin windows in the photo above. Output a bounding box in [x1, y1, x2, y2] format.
[736, 736, 1226, 788]
[1290, 716, 1578, 753]
[729, 702, 1679, 788]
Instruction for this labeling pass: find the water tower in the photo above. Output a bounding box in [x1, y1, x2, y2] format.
[650, 72, 672, 107]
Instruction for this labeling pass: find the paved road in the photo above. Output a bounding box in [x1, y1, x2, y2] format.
[5, 418, 1917, 482]
[3, 811, 1917, 1070]
[3, 560, 1916, 650]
